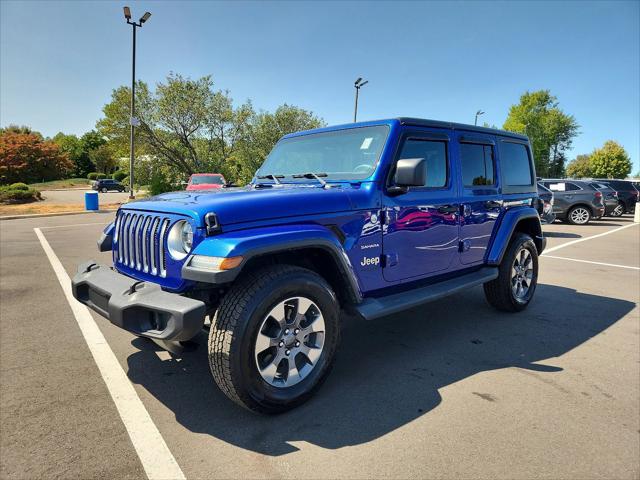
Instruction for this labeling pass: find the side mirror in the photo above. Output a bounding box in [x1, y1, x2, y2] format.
[391, 158, 426, 193]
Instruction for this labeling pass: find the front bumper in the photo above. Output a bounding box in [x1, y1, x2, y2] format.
[72, 261, 206, 341]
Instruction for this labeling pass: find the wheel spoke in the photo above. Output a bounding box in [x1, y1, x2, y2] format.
[255, 332, 275, 354]
[260, 362, 279, 384]
[268, 302, 287, 326]
[301, 343, 322, 364]
[296, 297, 314, 319]
[286, 357, 299, 384]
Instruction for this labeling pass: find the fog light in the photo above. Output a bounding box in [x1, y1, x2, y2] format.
[189, 255, 243, 272]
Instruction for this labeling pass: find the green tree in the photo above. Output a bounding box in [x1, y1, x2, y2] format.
[503, 90, 579, 177]
[589, 141, 632, 179]
[53, 132, 95, 177]
[96, 73, 324, 184]
[90, 144, 117, 174]
[565, 154, 593, 178]
[230, 104, 324, 184]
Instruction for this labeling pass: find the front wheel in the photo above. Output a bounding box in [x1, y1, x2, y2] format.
[208, 265, 340, 414]
[101, 187, 108, 193]
[484, 233, 539, 312]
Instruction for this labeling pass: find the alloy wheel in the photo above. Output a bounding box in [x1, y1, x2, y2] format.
[254, 297, 325, 388]
[511, 248, 534, 300]
[570, 207, 589, 224]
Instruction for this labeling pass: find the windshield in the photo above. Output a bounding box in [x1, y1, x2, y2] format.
[191, 175, 224, 185]
[256, 125, 390, 182]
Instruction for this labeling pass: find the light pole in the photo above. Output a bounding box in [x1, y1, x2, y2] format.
[353, 77, 368, 122]
[474, 109, 484, 126]
[123, 6, 151, 199]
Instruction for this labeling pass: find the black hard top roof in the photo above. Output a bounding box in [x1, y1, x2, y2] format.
[396, 117, 529, 141]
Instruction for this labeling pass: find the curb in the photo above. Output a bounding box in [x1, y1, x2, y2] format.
[0, 209, 118, 221]
[40, 187, 93, 192]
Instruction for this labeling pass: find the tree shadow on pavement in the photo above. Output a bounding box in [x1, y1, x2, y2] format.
[126, 284, 634, 456]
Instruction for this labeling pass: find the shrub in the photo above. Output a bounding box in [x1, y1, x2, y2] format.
[0, 185, 42, 204]
[9, 182, 29, 191]
[0, 131, 73, 184]
[87, 172, 99, 180]
[112, 170, 128, 182]
[96, 173, 107, 180]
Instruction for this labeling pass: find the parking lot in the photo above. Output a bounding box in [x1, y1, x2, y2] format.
[1, 214, 638, 479]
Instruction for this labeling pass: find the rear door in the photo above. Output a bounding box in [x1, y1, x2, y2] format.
[382, 128, 461, 282]
[456, 133, 502, 265]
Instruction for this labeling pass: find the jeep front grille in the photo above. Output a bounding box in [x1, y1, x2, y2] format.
[114, 212, 171, 277]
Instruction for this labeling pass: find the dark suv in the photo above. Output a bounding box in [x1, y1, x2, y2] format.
[594, 179, 638, 214]
[93, 179, 125, 193]
[587, 181, 619, 217]
[540, 179, 605, 225]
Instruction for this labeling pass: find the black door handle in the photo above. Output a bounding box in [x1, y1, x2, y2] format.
[438, 205, 458, 214]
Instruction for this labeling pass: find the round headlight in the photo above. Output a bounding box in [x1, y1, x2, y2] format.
[167, 220, 193, 260]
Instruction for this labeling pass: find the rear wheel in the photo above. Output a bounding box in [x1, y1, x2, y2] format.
[610, 202, 624, 217]
[101, 187, 108, 193]
[567, 206, 591, 225]
[484, 233, 538, 312]
[208, 265, 340, 414]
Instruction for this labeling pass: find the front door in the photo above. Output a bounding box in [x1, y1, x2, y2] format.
[382, 130, 460, 282]
[456, 133, 502, 265]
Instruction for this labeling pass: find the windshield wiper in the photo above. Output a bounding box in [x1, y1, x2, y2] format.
[256, 174, 284, 185]
[292, 172, 328, 188]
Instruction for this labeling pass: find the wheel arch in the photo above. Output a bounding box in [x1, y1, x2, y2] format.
[182, 225, 362, 306]
[486, 207, 544, 265]
[568, 202, 597, 216]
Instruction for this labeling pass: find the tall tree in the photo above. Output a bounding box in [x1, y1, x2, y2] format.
[589, 141, 632, 179]
[230, 104, 324, 184]
[0, 130, 73, 184]
[53, 132, 95, 177]
[565, 154, 593, 178]
[503, 90, 579, 177]
[96, 73, 324, 184]
[89, 144, 117, 174]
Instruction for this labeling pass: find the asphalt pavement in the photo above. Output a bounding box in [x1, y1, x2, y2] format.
[40, 189, 131, 205]
[1, 213, 638, 479]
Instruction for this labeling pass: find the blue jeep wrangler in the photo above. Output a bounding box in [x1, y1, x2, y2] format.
[72, 118, 545, 413]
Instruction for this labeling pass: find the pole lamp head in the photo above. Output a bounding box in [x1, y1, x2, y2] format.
[476, 110, 484, 116]
[123, 6, 132, 20]
[139, 12, 152, 24]
[355, 77, 362, 86]
[359, 80, 369, 87]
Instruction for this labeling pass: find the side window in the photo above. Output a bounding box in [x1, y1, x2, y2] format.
[548, 182, 566, 192]
[565, 183, 581, 191]
[397, 138, 448, 188]
[460, 143, 495, 186]
[501, 142, 533, 186]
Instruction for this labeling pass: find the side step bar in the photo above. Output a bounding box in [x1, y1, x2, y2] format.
[355, 267, 499, 321]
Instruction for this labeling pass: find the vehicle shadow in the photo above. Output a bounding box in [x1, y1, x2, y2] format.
[126, 284, 634, 456]
[542, 232, 581, 238]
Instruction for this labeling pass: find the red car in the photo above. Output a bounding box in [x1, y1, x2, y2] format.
[186, 173, 226, 191]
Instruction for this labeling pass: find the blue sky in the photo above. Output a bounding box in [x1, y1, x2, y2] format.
[1, 0, 639, 172]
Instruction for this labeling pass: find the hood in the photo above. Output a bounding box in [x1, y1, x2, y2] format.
[122, 184, 365, 226]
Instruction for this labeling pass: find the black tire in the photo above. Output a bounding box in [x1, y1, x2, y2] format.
[484, 233, 539, 312]
[566, 205, 591, 225]
[208, 264, 340, 414]
[101, 187, 108, 193]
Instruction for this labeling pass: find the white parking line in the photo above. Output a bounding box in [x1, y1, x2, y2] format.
[39, 222, 111, 230]
[543, 222, 639, 254]
[34, 228, 186, 480]
[542, 255, 640, 271]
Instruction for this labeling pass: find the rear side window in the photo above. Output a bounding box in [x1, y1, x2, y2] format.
[501, 142, 533, 186]
[566, 183, 581, 191]
[397, 138, 448, 188]
[460, 144, 495, 187]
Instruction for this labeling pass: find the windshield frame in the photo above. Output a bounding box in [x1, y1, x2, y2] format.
[255, 124, 391, 184]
